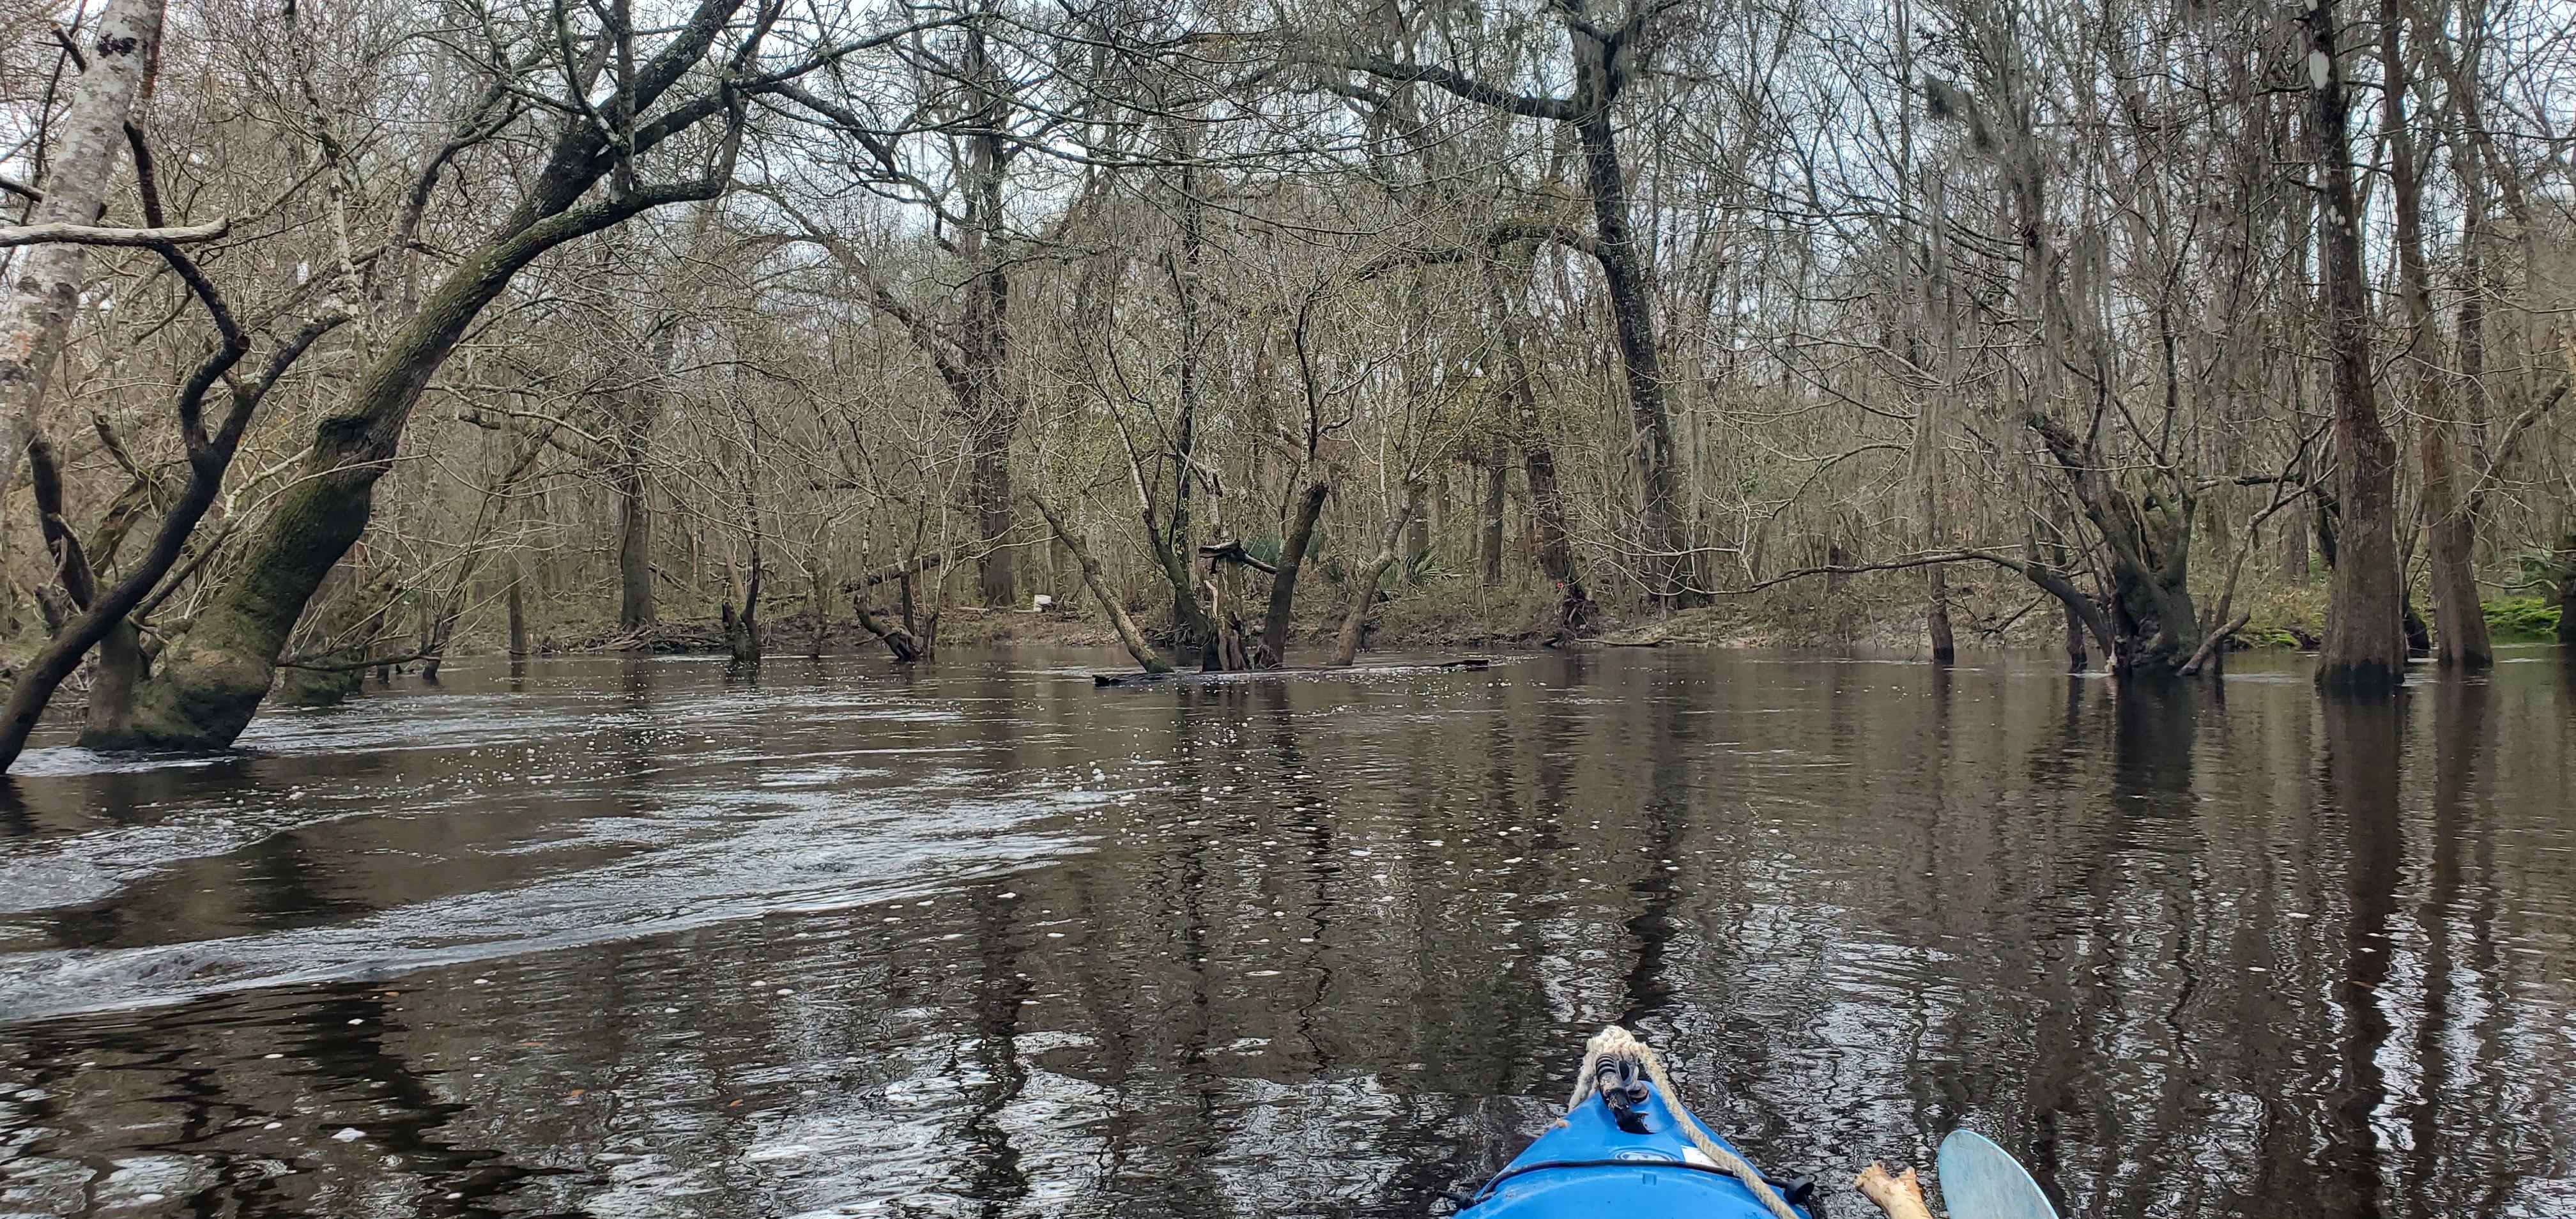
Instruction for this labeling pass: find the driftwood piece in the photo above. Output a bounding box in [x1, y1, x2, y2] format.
[1855, 1163, 1938, 1219]
[2177, 610, 2252, 676]
[1092, 656, 1492, 687]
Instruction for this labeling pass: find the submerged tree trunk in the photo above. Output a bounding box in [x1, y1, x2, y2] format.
[2027, 412, 2199, 671]
[1926, 565, 1956, 665]
[853, 591, 926, 661]
[2307, 0, 2407, 691]
[2046, 536, 2087, 672]
[1328, 483, 1425, 666]
[0, 0, 165, 487]
[1202, 564, 1252, 671]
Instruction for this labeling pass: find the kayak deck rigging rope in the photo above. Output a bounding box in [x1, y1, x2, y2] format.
[1562, 1025, 1805, 1219]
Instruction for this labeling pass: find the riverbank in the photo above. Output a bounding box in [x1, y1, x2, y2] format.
[482, 564, 2562, 661]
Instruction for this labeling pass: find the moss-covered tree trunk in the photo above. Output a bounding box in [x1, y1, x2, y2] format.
[91, 181, 732, 739]
[77, 0, 753, 747]
[84, 247, 544, 746]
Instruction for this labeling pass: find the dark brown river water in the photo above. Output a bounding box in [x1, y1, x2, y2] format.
[3, 647, 2573, 1218]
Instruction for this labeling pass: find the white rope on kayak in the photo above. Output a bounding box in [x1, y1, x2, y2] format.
[1563, 1025, 1805, 1219]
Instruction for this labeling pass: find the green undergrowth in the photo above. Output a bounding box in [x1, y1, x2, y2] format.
[2484, 596, 2563, 640]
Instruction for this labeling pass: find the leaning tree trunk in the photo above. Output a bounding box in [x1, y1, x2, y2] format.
[0, 0, 165, 486]
[2308, 0, 2407, 691]
[1257, 480, 1329, 667]
[0, 316, 341, 770]
[80, 0, 751, 749]
[1328, 483, 1425, 667]
[1030, 491, 1169, 673]
[85, 184, 715, 749]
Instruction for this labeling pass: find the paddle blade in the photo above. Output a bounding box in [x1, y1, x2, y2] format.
[1936, 1130, 2061, 1219]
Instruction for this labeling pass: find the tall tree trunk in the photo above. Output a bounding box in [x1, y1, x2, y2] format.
[958, 19, 1020, 607]
[2307, 0, 2407, 691]
[505, 566, 528, 657]
[1483, 257, 1588, 630]
[617, 461, 654, 629]
[961, 218, 1016, 608]
[1569, 35, 1686, 606]
[1149, 160, 1224, 652]
[2554, 529, 2576, 646]
[1328, 482, 1426, 666]
[611, 370, 662, 631]
[1913, 367, 1954, 665]
[1480, 446, 1506, 587]
[2383, 0, 2488, 669]
[972, 441, 1014, 604]
[0, 0, 165, 489]
[1257, 480, 1328, 667]
[2280, 502, 2312, 585]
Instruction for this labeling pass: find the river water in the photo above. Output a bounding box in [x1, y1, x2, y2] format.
[1, 647, 2572, 1218]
